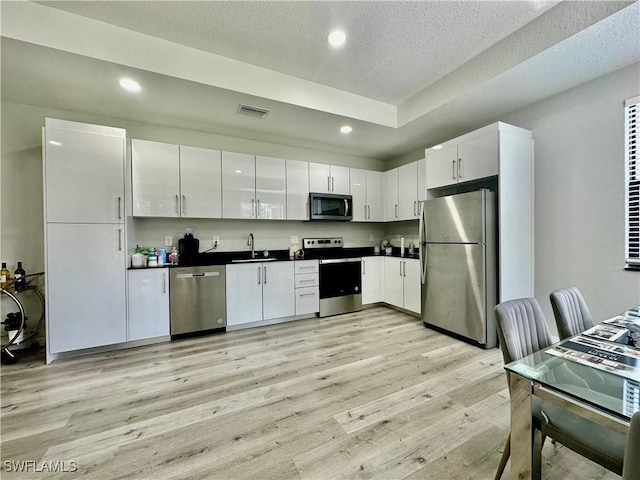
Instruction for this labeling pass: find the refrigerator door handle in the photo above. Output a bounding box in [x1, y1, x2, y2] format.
[419, 202, 427, 284]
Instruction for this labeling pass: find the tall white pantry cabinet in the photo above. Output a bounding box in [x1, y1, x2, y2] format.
[43, 119, 128, 363]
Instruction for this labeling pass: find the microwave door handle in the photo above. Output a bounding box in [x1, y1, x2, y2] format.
[344, 198, 349, 216]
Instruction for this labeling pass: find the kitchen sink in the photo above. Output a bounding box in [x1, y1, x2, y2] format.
[231, 257, 277, 263]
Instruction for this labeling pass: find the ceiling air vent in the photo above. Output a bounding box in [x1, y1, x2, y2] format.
[237, 104, 270, 119]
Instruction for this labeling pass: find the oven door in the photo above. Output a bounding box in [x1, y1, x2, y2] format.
[319, 258, 361, 299]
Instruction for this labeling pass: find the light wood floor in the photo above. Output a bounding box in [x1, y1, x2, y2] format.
[1, 307, 620, 479]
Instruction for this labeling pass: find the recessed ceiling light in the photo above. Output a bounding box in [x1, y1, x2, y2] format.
[48, 140, 62, 146]
[340, 125, 352, 134]
[432, 145, 443, 150]
[119, 78, 141, 92]
[327, 30, 346, 47]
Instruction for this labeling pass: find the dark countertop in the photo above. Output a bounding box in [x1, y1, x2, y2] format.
[128, 247, 419, 270]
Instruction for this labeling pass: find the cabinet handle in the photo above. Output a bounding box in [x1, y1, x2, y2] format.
[162, 273, 167, 294]
[263, 265, 267, 284]
[257, 199, 260, 218]
[458, 158, 463, 179]
[299, 266, 314, 270]
[182, 195, 186, 216]
[403, 261, 407, 277]
[300, 292, 316, 297]
[327, 176, 331, 192]
[395, 204, 398, 219]
[414, 201, 417, 216]
[362, 259, 366, 275]
[332, 177, 335, 192]
[251, 198, 255, 217]
[364, 205, 367, 219]
[175, 194, 180, 214]
[118, 228, 123, 251]
[299, 279, 315, 283]
[117, 196, 122, 219]
[400, 260, 402, 277]
[257, 266, 261, 284]
[452, 160, 456, 180]
[368, 205, 371, 219]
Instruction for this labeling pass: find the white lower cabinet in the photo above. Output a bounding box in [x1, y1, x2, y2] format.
[127, 269, 170, 341]
[361, 257, 383, 305]
[383, 257, 421, 314]
[46, 223, 127, 354]
[294, 260, 319, 315]
[226, 261, 294, 326]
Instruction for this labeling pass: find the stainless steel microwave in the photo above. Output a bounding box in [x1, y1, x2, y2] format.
[309, 193, 353, 221]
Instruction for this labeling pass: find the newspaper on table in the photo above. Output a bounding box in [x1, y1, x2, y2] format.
[545, 307, 640, 382]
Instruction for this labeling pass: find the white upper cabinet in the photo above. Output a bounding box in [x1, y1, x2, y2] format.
[309, 163, 350, 195]
[179, 146, 222, 219]
[350, 168, 367, 222]
[256, 156, 286, 220]
[132, 139, 180, 217]
[45, 120, 125, 224]
[286, 159, 310, 220]
[417, 158, 426, 202]
[222, 151, 256, 219]
[426, 131, 498, 189]
[398, 162, 419, 220]
[385, 168, 399, 221]
[350, 169, 384, 222]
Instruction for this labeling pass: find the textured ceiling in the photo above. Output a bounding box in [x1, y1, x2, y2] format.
[2, 1, 639, 160]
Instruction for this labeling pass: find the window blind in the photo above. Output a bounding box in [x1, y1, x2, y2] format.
[626, 95, 639, 267]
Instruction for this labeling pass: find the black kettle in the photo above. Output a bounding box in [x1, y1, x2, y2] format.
[178, 232, 199, 265]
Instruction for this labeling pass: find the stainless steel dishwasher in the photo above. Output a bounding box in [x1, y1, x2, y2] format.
[169, 265, 226, 336]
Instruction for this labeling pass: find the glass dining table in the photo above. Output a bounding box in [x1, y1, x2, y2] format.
[504, 306, 640, 480]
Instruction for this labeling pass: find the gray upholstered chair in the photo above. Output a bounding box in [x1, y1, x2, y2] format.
[550, 286, 593, 340]
[494, 297, 626, 480]
[622, 411, 640, 480]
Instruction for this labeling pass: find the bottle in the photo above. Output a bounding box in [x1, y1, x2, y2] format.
[0, 262, 11, 289]
[14, 262, 26, 291]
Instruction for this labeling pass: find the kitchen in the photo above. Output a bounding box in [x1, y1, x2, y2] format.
[2, 1, 639, 478]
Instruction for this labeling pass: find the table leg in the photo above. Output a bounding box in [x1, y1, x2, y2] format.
[509, 373, 534, 480]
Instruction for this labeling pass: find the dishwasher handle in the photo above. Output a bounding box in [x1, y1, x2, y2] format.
[174, 271, 221, 279]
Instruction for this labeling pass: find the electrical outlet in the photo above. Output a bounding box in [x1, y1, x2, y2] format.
[369, 235, 374, 241]
[291, 235, 299, 244]
[213, 236, 220, 248]
[165, 236, 173, 246]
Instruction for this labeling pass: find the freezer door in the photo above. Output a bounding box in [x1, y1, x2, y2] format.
[421, 243, 487, 344]
[424, 190, 488, 244]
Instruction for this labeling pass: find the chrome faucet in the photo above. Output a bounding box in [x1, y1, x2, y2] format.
[248, 233, 256, 258]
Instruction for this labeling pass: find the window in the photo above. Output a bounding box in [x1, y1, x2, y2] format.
[626, 95, 639, 268]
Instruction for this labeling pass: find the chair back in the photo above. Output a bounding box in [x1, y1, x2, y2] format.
[550, 287, 593, 340]
[622, 411, 640, 480]
[494, 297, 553, 364]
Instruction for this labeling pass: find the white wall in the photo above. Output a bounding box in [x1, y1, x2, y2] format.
[502, 63, 640, 328]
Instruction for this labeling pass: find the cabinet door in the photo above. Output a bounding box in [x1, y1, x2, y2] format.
[286, 160, 310, 220]
[309, 163, 331, 193]
[131, 140, 180, 217]
[179, 146, 222, 219]
[417, 158, 427, 202]
[256, 156, 286, 220]
[403, 259, 422, 314]
[362, 257, 382, 305]
[398, 162, 418, 220]
[262, 262, 295, 320]
[226, 263, 263, 326]
[222, 152, 256, 219]
[330, 165, 350, 195]
[47, 223, 127, 353]
[385, 169, 399, 221]
[45, 124, 125, 223]
[295, 287, 319, 315]
[127, 269, 170, 341]
[365, 171, 384, 222]
[383, 256, 404, 308]
[350, 169, 367, 222]
[457, 131, 499, 183]
[426, 145, 458, 189]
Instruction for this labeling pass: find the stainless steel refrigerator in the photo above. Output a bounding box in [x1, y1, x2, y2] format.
[419, 189, 497, 348]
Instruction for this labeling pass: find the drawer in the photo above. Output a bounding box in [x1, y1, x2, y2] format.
[294, 259, 319, 275]
[295, 286, 319, 315]
[295, 273, 319, 288]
